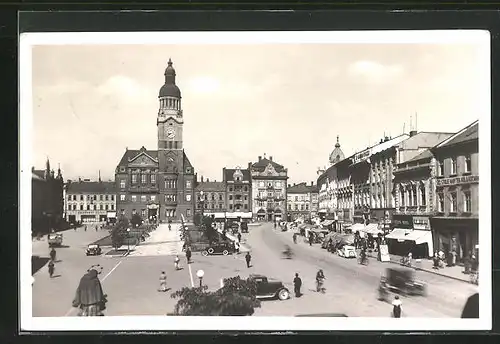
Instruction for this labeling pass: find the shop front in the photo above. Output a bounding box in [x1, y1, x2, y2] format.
[386, 215, 433, 258]
[256, 209, 266, 221]
[430, 217, 478, 263]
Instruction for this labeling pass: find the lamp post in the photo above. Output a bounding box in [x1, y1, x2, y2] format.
[200, 191, 204, 218]
[126, 228, 131, 252]
[196, 269, 204, 287]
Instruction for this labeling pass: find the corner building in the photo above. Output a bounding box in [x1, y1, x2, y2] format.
[115, 59, 195, 223]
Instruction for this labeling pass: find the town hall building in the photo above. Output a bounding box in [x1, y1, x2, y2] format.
[115, 59, 196, 223]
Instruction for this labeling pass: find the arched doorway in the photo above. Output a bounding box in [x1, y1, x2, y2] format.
[257, 208, 266, 221]
[274, 208, 282, 222]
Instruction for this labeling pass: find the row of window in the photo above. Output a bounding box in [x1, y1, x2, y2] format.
[196, 203, 248, 210]
[159, 97, 180, 110]
[255, 201, 283, 208]
[119, 179, 192, 189]
[288, 195, 311, 202]
[228, 185, 249, 192]
[67, 194, 115, 201]
[437, 190, 472, 213]
[120, 208, 192, 218]
[197, 193, 224, 201]
[437, 155, 472, 177]
[257, 181, 283, 188]
[119, 194, 193, 203]
[67, 204, 115, 211]
[258, 192, 284, 199]
[399, 185, 426, 207]
[288, 203, 310, 211]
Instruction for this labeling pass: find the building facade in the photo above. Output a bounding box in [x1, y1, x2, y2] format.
[65, 179, 117, 224]
[194, 179, 226, 218]
[250, 155, 288, 222]
[223, 166, 252, 219]
[32, 160, 64, 234]
[115, 59, 196, 223]
[430, 121, 479, 262]
[287, 182, 318, 222]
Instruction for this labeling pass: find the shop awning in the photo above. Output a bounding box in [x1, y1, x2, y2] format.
[360, 223, 382, 235]
[385, 228, 410, 240]
[106, 212, 116, 218]
[350, 223, 365, 232]
[404, 230, 433, 245]
[321, 220, 334, 226]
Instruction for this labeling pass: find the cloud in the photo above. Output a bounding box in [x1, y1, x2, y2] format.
[347, 60, 404, 84]
[96, 75, 150, 100]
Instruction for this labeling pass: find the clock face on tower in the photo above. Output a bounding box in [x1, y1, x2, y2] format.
[166, 128, 175, 139]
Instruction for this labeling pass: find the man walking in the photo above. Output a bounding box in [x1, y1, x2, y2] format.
[293, 273, 302, 297]
[158, 271, 167, 292]
[237, 232, 242, 243]
[392, 296, 402, 318]
[185, 247, 192, 264]
[245, 252, 252, 268]
[174, 255, 180, 270]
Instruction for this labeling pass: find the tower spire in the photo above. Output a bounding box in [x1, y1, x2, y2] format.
[335, 135, 340, 148]
[98, 170, 101, 182]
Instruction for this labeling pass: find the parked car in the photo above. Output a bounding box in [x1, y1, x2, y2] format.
[249, 274, 290, 301]
[86, 244, 102, 256]
[48, 233, 63, 247]
[201, 242, 235, 256]
[337, 244, 357, 258]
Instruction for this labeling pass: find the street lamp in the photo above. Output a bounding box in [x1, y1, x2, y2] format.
[126, 228, 131, 252]
[200, 191, 204, 218]
[196, 269, 205, 287]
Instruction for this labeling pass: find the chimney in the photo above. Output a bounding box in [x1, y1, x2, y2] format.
[248, 162, 252, 169]
[258, 156, 262, 162]
[293, 183, 296, 186]
[31, 166, 35, 172]
[311, 181, 313, 186]
[288, 184, 291, 188]
[201, 176, 204, 182]
[78, 177, 82, 183]
[207, 178, 209, 182]
[269, 156, 273, 161]
[409, 130, 417, 137]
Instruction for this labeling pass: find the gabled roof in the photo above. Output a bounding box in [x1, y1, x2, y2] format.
[224, 168, 251, 182]
[118, 147, 159, 166]
[66, 181, 116, 194]
[404, 149, 434, 164]
[398, 132, 455, 151]
[435, 120, 479, 149]
[195, 182, 226, 192]
[251, 158, 285, 172]
[288, 182, 317, 194]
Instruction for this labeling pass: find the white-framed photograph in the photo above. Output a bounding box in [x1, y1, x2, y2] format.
[20, 29, 491, 332]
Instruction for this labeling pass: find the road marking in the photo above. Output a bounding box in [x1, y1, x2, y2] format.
[188, 263, 195, 287]
[64, 260, 123, 317]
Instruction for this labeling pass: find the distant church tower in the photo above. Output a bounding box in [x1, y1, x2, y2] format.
[328, 135, 345, 166]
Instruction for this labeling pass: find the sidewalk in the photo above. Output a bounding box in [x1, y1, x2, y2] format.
[366, 250, 470, 283]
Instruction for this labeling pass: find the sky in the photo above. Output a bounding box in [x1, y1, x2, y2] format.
[29, 37, 487, 184]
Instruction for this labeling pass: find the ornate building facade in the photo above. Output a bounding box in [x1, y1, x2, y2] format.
[250, 155, 288, 222]
[115, 59, 196, 223]
[287, 182, 318, 222]
[224, 166, 252, 219]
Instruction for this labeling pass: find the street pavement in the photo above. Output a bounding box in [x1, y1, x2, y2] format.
[32, 222, 476, 318]
[128, 223, 183, 257]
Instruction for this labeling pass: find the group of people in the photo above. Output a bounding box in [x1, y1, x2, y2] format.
[292, 269, 326, 298]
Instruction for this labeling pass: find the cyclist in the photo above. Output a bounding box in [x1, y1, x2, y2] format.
[316, 269, 326, 292]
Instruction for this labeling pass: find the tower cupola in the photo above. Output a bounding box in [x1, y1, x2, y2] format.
[158, 58, 181, 99]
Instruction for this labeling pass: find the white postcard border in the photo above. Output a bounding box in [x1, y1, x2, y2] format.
[20, 30, 492, 332]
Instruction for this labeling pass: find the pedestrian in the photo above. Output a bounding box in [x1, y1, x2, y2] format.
[174, 255, 180, 270]
[50, 248, 56, 262]
[463, 252, 471, 274]
[245, 252, 252, 268]
[185, 247, 192, 264]
[308, 233, 313, 246]
[293, 233, 297, 244]
[158, 271, 167, 292]
[234, 241, 240, 254]
[274, 222, 277, 230]
[84, 225, 87, 232]
[168, 224, 171, 231]
[293, 273, 302, 297]
[433, 252, 440, 269]
[392, 296, 402, 318]
[237, 232, 242, 243]
[451, 249, 457, 267]
[95, 225, 98, 232]
[48, 261, 55, 278]
[72, 268, 107, 316]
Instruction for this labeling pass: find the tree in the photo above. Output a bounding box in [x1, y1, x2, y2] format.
[111, 216, 128, 249]
[171, 276, 261, 316]
[130, 213, 143, 228]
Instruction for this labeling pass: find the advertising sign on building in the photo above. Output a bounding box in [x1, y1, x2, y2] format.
[379, 244, 390, 262]
[436, 175, 479, 187]
[413, 216, 431, 230]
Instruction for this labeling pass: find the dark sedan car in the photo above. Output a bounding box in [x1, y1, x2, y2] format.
[201, 242, 235, 256]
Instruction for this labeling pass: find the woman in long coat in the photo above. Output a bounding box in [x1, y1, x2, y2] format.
[72, 268, 107, 316]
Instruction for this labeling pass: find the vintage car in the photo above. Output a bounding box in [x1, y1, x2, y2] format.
[337, 245, 357, 258]
[48, 233, 63, 247]
[378, 267, 427, 301]
[201, 242, 235, 256]
[249, 274, 290, 301]
[240, 222, 249, 233]
[86, 244, 102, 256]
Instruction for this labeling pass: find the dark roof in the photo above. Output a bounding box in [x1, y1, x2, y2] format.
[117, 147, 158, 166]
[224, 168, 251, 182]
[251, 158, 285, 172]
[32, 172, 45, 181]
[67, 181, 116, 194]
[288, 182, 317, 194]
[183, 150, 193, 169]
[195, 182, 225, 192]
[436, 121, 478, 149]
[159, 84, 181, 98]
